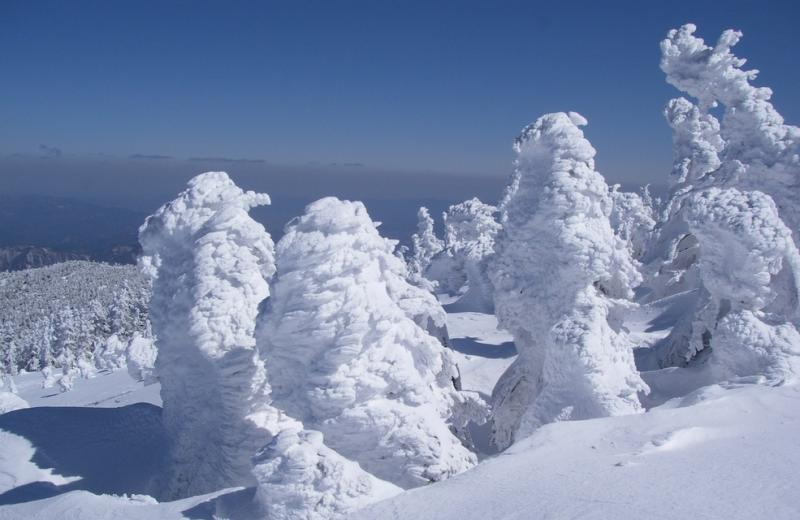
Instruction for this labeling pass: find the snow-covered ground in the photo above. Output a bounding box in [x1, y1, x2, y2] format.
[1, 301, 799, 518]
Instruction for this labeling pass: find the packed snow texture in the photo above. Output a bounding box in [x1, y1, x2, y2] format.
[488, 112, 647, 450]
[139, 171, 277, 498]
[258, 197, 483, 488]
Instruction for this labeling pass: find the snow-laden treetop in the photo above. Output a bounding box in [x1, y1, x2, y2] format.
[139, 171, 275, 361]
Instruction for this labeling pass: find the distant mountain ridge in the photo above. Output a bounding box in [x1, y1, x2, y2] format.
[0, 195, 144, 271]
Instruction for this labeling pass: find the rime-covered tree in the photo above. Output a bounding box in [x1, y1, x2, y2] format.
[685, 188, 800, 381]
[258, 197, 484, 488]
[641, 97, 724, 302]
[488, 112, 647, 450]
[441, 198, 501, 312]
[609, 185, 656, 260]
[409, 206, 444, 285]
[645, 25, 800, 372]
[139, 171, 278, 498]
[661, 24, 800, 241]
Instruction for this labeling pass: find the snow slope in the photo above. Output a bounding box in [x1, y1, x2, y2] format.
[356, 381, 800, 520]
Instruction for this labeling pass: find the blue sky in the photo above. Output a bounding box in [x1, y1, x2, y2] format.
[1, 0, 799, 193]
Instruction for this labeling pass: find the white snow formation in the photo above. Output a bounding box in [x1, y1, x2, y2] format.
[644, 25, 800, 378]
[139, 171, 277, 498]
[442, 198, 501, 312]
[258, 197, 484, 488]
[661, 23, 800, 242]
[488, 112, 647, 450]
[408, 206, 445, 288]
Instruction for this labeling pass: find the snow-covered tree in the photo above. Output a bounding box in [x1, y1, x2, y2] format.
[661, 24, 800, 241]
[0, 261, 151, 376]
[258, 197, 484, 488]
[409, 206, 444, 285]
[252, 420, 400, 520]
[0, 373, 27, 414]
[609, 185, 656, 259]
[488, 112, 647, 450]
[645, 24, 800, 373]
[139, 171, 278, 498]
[441, 198, 501, 312]
[684, 188, 800, 381]
[125, 334, 157, 385]
[640, 97, 724, 302]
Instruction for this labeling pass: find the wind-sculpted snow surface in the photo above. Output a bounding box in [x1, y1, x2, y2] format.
[685, 188, 800, 381]
[442, 198, 501, 312]
[139, 171, 278, 499]
[488, 112, 647, 450]
[661, 24, 800, 241]
[258, 197, 484, 488]
[252, 422, 400, 520]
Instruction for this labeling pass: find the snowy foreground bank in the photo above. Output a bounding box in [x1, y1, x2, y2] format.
[1, 308, 799, 519]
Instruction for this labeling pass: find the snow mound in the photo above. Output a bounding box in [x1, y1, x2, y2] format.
[252, 425, 400, 520]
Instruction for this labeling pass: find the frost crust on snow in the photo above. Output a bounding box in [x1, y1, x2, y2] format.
[258, 197, 484, 488]
[139, 171, 278, 498]
[488, 112, 647, 450]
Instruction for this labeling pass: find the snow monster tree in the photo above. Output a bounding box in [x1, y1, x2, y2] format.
[488, 112, 648, 451]
[257, 197, 484, 489]
[139, 171, 278, 498]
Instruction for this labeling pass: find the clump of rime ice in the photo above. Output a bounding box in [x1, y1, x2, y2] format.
[488, 112, 647, 450]
[252, 421, 400, 520]
[258, 197, 484, 488]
